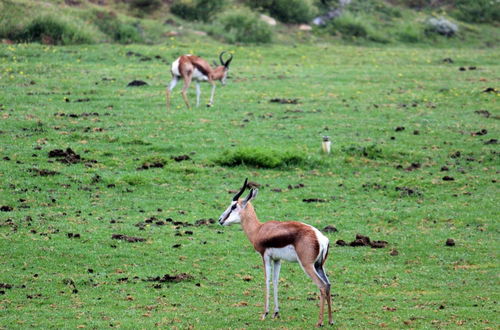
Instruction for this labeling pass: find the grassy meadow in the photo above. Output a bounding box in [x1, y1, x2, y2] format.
[0, 41, 499, 328]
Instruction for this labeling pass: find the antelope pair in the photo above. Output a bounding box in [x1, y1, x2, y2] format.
[219, 179, 334, 326]
[166, 51, 233, 109]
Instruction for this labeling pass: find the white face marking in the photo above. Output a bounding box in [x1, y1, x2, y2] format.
[219, 201, 241, 226]
[221, 70, 228, 85]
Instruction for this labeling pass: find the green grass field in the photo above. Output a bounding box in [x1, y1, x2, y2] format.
[0, 41, 499, 328]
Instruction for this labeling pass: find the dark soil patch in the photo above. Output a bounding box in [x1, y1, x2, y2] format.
[144, 273, 193, 283]
[322, 225, 338, 233]
[0, 206, 13, 212]
[111, 234, 146, 242]
[441, 166, 449, 171]
[195, 218, 215, 226]
[395, 126, 405, 132]
[303, 198, 328, 203]
[442, 57, 453, 63]
[54, 112, 100, 118]
[362, 182, 387, 190]
[395, 186, 422, 197]
[270, 98, 299, 104]
[390, 249, 399, 256]
[471, 129, 488, 136]
[67, 233, 81, 238]
[445, 238, 455, 246]
[474, 110, 491, 118]
[75, 98, 90, 103]
[442, 176, 455, 181]
[171, 154, 190, 162]
[404, 162, 421, 171]
[484, 139, 497, 145]
[127, 80, 148, 87]
[137, 160, 166, 170]
[28, 168, 59, 176]
[288, 183, 305, 190]
[48, 148, 94, 165]
[338, 234, 388, 248]
[481, 87, 498, 94]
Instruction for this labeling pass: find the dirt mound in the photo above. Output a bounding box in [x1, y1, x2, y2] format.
[270, 98, 299, 104]
[111, 234, 146, 243]
[145, 273, 193, 283]
[337, 234, 388, 248]
[48, 148, 94, 165]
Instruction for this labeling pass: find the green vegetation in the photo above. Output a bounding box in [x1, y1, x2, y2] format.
[0, 0, 498, 45]
[0, 40, 498, 328]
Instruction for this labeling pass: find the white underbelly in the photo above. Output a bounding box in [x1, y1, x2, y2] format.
[266, 245, 298, 262]
[192, 68, 208, 81]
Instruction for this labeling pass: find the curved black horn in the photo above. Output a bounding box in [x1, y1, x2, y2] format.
[232, 178, 248, 201]
[219, 51, 233, 68]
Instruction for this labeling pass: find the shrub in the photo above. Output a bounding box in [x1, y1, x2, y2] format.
[16, 16, 94, 45]
[397, 22, 425, 43]
[170, 0, 225, 22]
[210, 9, 273, 44]
[325, 12, 390, 42]
[453, 0, 500, 24]
[92, 10, 143, 44]
[246, 0, 315, 24]
[214, 147, 308, 169]
[128, 0, 162, 14]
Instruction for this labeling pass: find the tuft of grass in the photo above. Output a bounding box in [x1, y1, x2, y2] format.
[214, 147, 312, 169]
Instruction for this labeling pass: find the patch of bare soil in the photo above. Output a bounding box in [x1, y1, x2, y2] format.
[395, 186, 422, 197]
[270, 98, 299, 104]
[28, 168, 59, 176]
[195, 218, 215, 226]
[303, 198, 328, 203]
[337, 234, 388, 248]
[48, 148, 96, 165]
[171, 154, 190, 162]
[445, 238, 455, 246]
[145, 273, 193, 283]
[474, 110, 491, 118]
[111, 234, 146, 242]
[1, 205, 13, 212]
[322, 225, 338, 233]
[127, 80, 148, 87]
[137, 160, 166, 170]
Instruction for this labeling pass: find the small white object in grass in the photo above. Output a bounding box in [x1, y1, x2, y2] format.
[322, 136, 331, 154]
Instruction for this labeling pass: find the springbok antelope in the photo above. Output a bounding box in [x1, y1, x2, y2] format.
[166, 51, 233, 109]
[219, 179, 333, 327]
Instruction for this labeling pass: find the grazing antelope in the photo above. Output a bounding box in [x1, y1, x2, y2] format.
[219, 179, 333, 327]
[166, 51, 233, 109]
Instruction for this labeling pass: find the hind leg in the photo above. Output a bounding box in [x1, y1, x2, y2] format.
[166, 76, 178, 110]
[301, 263, 329, 327]
[315, 264, 333, 325]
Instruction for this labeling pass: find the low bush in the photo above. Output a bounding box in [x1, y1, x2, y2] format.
[170, 0, 225, 22]
[92, 10, 143, 44]
[246, 0, 315, 24]
[325, 12, 390, 43]
[453, 0, 500, 24]
[15, 16, 94, 45]
[215, 147, 310, 169]
[128, 0, 162, 14]
[210, 9, 273, 44]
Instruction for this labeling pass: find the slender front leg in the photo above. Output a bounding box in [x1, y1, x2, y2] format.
[207, 81, 216, 107]
[195, 82, 201, 107]
[261, 255, 271, 320]
[166, 76, 178, 110]
[272, 260, 281, 318]
[181, 76, 192, 109]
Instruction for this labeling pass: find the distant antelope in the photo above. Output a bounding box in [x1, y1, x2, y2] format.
[219, 179, 333, 327]
[166, 51, 233, 109]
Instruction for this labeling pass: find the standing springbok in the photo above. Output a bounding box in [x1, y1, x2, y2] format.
[166, 51, 233, 110]
[219, 179, 333, 327]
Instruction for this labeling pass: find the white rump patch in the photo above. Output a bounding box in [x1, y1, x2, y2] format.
[171, 58, 181, 77]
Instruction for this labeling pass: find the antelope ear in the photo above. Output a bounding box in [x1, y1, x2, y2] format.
[242, 189, 258, 207]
